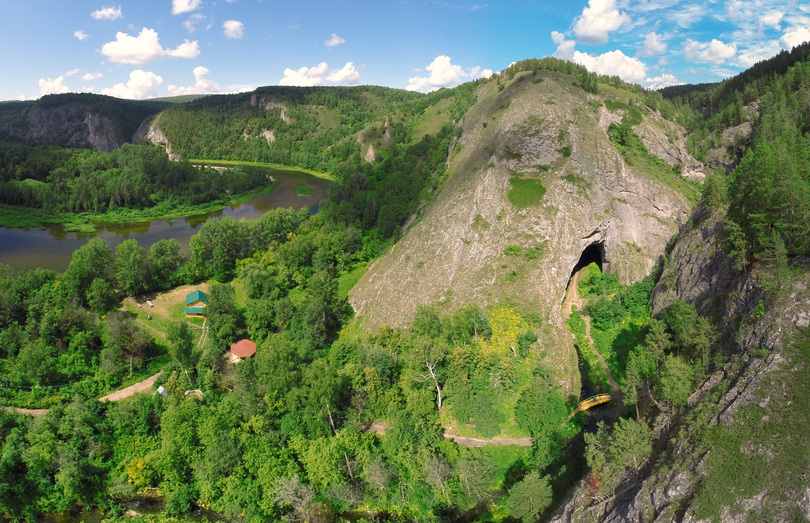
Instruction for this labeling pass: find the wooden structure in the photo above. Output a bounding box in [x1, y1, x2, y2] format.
[185, 290, 207, 318]
[229, 339, 257, 363]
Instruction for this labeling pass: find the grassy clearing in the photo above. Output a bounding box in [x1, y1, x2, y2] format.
[508, 177, 547, 209]
[189, 159, 336, 181]
[337, 263, 368, 300]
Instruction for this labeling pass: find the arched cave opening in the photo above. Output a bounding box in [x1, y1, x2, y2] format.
[569, 242, 605, 283]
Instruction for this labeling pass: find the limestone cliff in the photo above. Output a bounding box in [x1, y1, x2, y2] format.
[349, 70, 697, 396]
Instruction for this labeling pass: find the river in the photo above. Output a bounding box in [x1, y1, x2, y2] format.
[0, 169, 330, 273]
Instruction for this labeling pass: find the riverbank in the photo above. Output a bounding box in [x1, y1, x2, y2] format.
[0, 182, 277, 231]
[189, 159, 336, 182]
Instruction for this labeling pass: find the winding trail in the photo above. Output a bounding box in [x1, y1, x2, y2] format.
[370, 422, 532, 447]
[564, 267, 624, 410]
[2, 370, 164, 417]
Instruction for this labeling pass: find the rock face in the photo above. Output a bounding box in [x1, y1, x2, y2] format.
[135, 116, 181, 161]
[550, 205, 810, 522]
[349, 71, 695, 395]
[0, 103, 124, 152]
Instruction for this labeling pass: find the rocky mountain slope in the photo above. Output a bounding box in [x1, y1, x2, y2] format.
[349, 70, 699, 393]
[0, 93, 167, 151]
[550, 205, 810, 521]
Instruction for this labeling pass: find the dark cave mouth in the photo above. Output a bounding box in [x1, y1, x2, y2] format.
[569, 242, 605, 283]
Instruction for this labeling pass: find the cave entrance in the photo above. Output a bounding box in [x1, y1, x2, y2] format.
[569, 242, 605, 282]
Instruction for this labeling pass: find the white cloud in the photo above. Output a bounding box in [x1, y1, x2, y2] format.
[780, 26, 810, 49]
[761, 11, 784, 30]
[100, 28, 200, 64]
[223, 20, 244, 39]
[279, 61, 362, 86]
[326, 62, 360, 84]
[168, 66, 223, 96]
[737, 41, 781, 67]
[101, 69, 163, 99]
[645, 73, 684, 90]
[640, 32, 667, 57]
[671, 4, 705, 28]
[90, 5, 122, 20]
[74, 30, 89, 40]
[684, 39, 737, 64]
[38, 76, 70, 96]
[573, 49, 648, 83]
[406, 55, 470, 91]
[82, 72, 103, 81]
[172, 0, 202, 15]
[183, 13, 208, 33]
[64, 68, 80, 77]
[573, 0, 631, 45]
[551, 31, 576, 60]
[325, 33, 345, 47]
[469, 66, 494, 80]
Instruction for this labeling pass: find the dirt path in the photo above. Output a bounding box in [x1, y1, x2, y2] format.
[565, 268, 623, 402]
[98, 371, 164, 402]
[370, 421, 532, 447]
[3, 370, 165, 416]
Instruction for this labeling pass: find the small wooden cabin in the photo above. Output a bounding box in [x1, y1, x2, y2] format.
[229, 339, 257, 363]
[185, 290, 207, 318]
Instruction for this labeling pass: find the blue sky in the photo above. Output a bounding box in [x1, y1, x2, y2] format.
[2, 0, 809, 101]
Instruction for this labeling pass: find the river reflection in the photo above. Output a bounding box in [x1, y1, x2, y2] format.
[0, 169, 330, 273]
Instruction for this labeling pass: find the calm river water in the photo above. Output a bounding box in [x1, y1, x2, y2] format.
[0, 169, 330, 273]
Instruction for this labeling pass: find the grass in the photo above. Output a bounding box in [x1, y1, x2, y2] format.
[690, 331, 810, 520]
[295, 185, 312, 196]
[507, 176, 547, 209]
[604, 99, 643, 126]
[337, 263, 368, 300]
[189, 159, 336, 181]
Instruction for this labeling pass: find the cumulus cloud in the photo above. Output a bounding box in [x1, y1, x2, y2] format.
[74, 30, 89, 40]
[64, 69, 80, 77]
[172, 0, 202, 15]
[645, 73, 684, 90]
[82, 72, 103, 81]
[640, 32, 667, 57]
[469, 66, 494, 80]
[551, 31, 576, 60]
[325, 33, 346, 46]
[279, 62, 361, 86]
[168, 66, 223, 96]
[780, 26, 810, 49]
[39, 76, 71, 96]
[684, 39, 737, 64]
[406, 55, 474, 91]
[223, 20, 244, 39]
[573, 49, 648, 83]
[573, 0, 631, 45]
[90, 5, 122, 20]
[100, 28, 200, 64]
[101, 69, 163, 99]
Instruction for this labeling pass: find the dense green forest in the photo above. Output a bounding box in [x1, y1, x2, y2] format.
[2, 50, 809, 521]
[0, 142, 268, 216]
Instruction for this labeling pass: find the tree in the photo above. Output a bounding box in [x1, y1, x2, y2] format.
[62, 238, 112, 304]
[507, 471, 552, 523]
[146, 239, 185, 291]
[86, 277, 116, 313]
[115, 239, 146, 296]
[658, 355, 695, 407]
[167, 321, 195, 369]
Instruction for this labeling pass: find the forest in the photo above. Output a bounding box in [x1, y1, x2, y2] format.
[1, 50, 809, 521]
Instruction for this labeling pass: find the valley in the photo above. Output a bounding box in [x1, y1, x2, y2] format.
[1, 49, 810, 522]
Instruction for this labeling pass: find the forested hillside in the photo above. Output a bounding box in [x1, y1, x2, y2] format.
[0, 51, 809, 523]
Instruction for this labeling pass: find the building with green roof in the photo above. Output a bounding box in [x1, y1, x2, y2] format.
[185, 290, 207, 318]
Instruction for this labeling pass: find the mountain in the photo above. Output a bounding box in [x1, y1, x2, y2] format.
[348, 67, 700, 396]
[0, 93, 169, 152]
